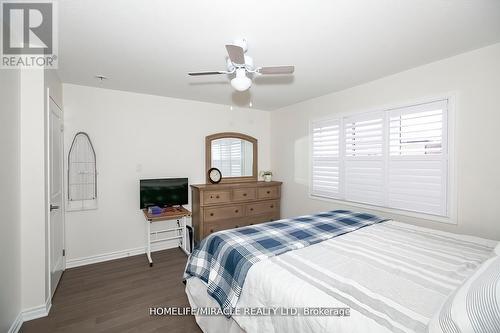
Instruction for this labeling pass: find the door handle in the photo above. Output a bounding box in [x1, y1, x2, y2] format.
[50, 204, 60, 211]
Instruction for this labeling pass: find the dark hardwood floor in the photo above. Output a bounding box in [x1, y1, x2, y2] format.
[21, 248, 202, 333]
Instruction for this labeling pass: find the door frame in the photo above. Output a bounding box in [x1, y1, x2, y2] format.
[46, 88, 66, 300]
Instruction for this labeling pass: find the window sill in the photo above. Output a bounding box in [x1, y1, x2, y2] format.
[309, 194, 457, 225]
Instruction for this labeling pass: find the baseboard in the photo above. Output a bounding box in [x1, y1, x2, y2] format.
[22, 297, 51, 322]
[66, 241, 179, 269]
[8, 298, 51, 332]
[7, 312, 23, 333]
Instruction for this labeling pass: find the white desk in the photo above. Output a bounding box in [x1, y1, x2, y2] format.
[142, 207, 191, 266]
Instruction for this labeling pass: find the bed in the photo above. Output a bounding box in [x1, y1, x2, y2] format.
[184, 211, 497, 333]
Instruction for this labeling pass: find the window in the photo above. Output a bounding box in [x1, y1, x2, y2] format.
[212, 138, 246, 177]
[312, 119, 340, 198]
[344, 112, 385, 206]
[311, 99, 450, 217]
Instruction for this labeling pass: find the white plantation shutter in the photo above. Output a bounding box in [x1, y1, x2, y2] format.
[311, 119, 340, 198]
[230, 140, 242, 176]
[344, 113, 385, 206]
[212, 139, 243, 177]
[311, 99, 450, 217]
[388, 100, 448, 216]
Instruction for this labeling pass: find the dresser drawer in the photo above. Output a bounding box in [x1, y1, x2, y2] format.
[245, 213, 280, 226]
[257, 186, 280, 199]
[204, 222, 228, 236]
[204, 205, 244, 222]
[246, 200, 279, 216]
[232, 188, 256, 201]
[203, 213, 281, 238]
[203, 190, 231, 205]
[204, 219, 245, 236]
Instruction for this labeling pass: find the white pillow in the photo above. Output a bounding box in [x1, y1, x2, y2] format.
[427, 255, 500, 332]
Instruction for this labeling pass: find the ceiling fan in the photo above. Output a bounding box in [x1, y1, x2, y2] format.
[188, 39, 295, 92]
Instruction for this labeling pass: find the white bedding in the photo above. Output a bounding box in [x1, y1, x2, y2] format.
[186, 221, 497, 333]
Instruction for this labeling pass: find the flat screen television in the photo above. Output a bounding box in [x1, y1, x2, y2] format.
[140, 178, 188, 209]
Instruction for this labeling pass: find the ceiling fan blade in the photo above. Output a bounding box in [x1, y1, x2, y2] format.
[258, 66, 295, 75]
[225, 44, 245, 65]
[188, 71, 227, 76]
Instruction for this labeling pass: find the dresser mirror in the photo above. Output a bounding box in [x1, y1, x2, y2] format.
[206, 132, 258, 183]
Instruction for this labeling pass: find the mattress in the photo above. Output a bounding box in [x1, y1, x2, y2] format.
[185, 220, 496, 333]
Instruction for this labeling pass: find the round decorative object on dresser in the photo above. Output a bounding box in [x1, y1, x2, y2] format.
[208, 167, 222, 184]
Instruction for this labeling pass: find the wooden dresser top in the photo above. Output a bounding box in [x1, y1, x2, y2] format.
[191, 181, 282, 190]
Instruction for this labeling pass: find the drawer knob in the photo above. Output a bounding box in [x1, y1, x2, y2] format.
[235, 225, 239, 228]
[216, 195, 220, 199]
[250, 208, 254, 211]
[210, 229, 214, 233]
[243, 193, 247, 196]
[235, 209, 239, 213]
[270, 205, 274, 208]
[266, 190, 271, 194]
[210, 213, 214, 216]
[210, 196, 213, 198]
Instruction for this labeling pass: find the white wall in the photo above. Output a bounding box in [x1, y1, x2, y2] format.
[19, 69, 47, 311]
[0, 68, 22, 332]
[63, 84, 271, 263]
[0, 66, 62, 331]
[271, 43, 500, 240]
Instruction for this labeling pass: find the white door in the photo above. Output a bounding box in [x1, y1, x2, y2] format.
[49, 97, 65, 296]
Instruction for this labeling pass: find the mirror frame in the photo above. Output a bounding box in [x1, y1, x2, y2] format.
[206, 132, 258, 183]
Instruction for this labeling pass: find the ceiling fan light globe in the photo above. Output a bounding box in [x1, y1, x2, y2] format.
[231, 68, 252, 91]
[231, 77, 252, 91]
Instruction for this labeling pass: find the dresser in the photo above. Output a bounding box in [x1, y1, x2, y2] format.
[191, 181, 282, 243]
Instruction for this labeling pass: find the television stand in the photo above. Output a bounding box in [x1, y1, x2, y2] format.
[142, 206, 191, 266]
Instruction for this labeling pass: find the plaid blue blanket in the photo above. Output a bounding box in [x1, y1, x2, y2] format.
[184, 210, 387, 315]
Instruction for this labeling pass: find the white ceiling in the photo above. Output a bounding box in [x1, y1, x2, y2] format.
[58, 0, 500, 110]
